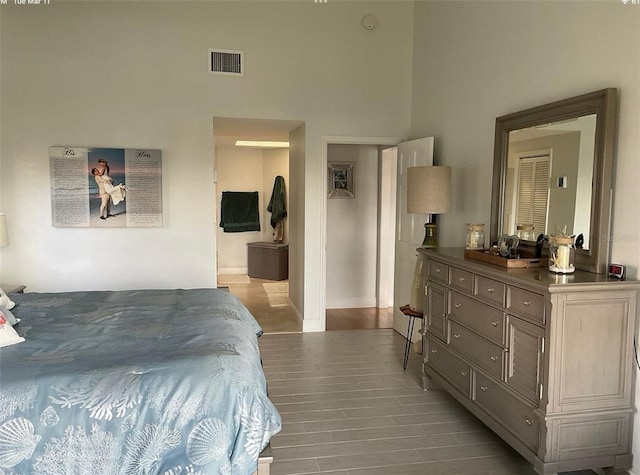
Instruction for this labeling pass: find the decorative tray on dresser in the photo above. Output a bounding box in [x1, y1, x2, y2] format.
[419, 247, 639, 475]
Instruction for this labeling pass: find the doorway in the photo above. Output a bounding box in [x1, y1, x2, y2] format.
[324, 142, 399, 331]
[213, 117, 304, 334]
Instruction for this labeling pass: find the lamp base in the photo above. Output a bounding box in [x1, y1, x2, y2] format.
[421, 223, 438, 248]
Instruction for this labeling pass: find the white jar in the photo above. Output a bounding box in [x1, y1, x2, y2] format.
[516, 224, 536, 241]
[466, 224, 485, 250]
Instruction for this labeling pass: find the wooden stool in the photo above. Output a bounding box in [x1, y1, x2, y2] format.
[399, 304, 424, 370]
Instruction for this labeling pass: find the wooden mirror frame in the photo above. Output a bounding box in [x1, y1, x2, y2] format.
[490, 88, 618, 274]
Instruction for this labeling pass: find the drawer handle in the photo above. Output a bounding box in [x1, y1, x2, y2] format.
[490, 320, 499, 327]
[490, 355, 498, 362]
[480, 385, 488, 392]
[523, 300, 531, 307]
[454, 303, 461, 309]
[453, 333, 461, 339]
[435, 268, 441, 273]
[460, 371, 467, 377]
[431, 348, 438, 354]
[487, 287, 495, 293]
[524, 417, 533, 426]
[441, 313, 446, 317]
[458, 276, 465, 282]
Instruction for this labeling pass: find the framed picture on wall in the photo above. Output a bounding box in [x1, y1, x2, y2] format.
[49, 146, 163, 228]
[327, 162, 355, 199]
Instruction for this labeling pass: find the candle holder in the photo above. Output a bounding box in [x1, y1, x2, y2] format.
[549, 235, 575, 273]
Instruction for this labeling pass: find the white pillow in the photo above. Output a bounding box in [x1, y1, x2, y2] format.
[0, 306, 20, 326]
[0, 313, 25, 348]
[0, 288, 16, 310]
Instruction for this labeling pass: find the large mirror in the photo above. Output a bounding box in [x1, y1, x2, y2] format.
[490, 88, 618, 274]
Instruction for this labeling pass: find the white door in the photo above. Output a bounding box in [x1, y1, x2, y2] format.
[377, 147, 398, 308]
[393, 137, 434, 338]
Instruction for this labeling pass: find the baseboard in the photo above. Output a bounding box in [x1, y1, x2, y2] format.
[303, 318, 325, 332]
[289, 301, 303, 327]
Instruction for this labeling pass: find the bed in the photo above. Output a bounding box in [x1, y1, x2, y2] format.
[0, 288, 281, 475]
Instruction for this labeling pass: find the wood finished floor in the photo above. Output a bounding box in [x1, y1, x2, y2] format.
[326, 307, 393, 330]
[222, 275, 394, 333]
[259, 330, 601, 475]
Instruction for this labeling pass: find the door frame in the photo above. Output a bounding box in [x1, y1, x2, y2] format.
[319, 136, 404, 332]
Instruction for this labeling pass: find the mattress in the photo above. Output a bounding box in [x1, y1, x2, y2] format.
[0, 289, 281, 474]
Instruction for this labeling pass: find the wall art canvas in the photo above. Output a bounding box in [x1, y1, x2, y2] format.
[50, 146, 163, 227]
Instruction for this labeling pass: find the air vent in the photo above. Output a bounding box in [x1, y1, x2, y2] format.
[209, 49, 244, 76]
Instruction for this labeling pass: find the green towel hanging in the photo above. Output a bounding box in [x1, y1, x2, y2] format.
[220, 191, 260, 232]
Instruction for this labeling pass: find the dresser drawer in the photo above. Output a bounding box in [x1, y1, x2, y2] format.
[508, 286, 545, 324]
[449, 321, 504, 379]
[474, 371, 540, 451]
[449, 291, 506, 346]
[475, 276, 506, 307]
[427, 260, 448, 285]
[426, 335, 471, 397]
[425, 282, 447, 342]
[450, 266, 474, 294]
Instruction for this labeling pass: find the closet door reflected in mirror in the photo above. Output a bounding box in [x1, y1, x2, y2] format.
[503, 113, 596, 245]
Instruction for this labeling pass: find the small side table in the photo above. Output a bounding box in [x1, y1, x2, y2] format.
[399, 304, 424, 370]
[0, 284, 26, 294]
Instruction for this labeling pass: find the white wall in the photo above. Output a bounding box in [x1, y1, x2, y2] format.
[215, 146, 265, 274]
[409, 1, 640, 471]
[289, 124, 306, 323]
[215, 146, 289, 274]
[0, 1, 414, 303]
[0, 8, 4, 283]
[410, 1, 640, 269]
[326, 144, 379, 309]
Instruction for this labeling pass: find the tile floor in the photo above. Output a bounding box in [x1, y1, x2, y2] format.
[221, 277, 301, 334]
[258, 330, 606, 475]
[223, 277, 614, 473]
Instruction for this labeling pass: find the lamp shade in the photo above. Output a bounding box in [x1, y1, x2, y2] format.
[406, 166, 451, 215]
[0, 214, 8, 247]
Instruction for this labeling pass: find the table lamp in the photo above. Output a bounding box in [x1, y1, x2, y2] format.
[406, 166, 451, 313]
[406, 166, 451, 248]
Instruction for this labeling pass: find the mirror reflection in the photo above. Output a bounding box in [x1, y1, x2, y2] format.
[501, 114, 597, 249]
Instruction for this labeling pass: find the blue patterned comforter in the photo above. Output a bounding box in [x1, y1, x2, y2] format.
[0, 289, 281, 475]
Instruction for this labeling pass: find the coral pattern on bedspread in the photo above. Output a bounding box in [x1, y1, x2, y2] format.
[0, 289, 281, 475]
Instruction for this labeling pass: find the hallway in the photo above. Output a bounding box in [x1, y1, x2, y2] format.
[220, 275, 393, 333]
[219, 276, 301, 334]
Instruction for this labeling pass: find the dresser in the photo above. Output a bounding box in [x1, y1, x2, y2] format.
[420, 248, 639, 475]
